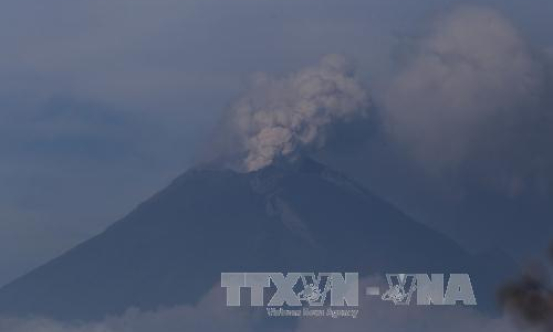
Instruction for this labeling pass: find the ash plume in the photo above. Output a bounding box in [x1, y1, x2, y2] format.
[212, 54, 370, 172]
[382, 6, 553, 195]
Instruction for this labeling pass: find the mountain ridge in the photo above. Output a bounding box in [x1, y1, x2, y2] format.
[0, 158, 516, 321]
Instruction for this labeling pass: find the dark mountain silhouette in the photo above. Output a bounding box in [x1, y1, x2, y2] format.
[0, 158, 516, 321]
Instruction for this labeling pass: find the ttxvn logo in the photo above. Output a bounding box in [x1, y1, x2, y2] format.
[222, 273, 358, 307]
[221, 272, 476, 318]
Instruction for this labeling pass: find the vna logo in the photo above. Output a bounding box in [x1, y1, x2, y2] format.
[379, 273, 476, 306]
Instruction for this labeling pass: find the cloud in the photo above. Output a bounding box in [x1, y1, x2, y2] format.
[382, 6, 553, 195]
[213, 54, 371, 171]
[0, 286, 258, 332]
[0, 277, 536, 332]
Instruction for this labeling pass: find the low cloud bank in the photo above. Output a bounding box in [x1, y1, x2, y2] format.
[0, 277, 539, 332]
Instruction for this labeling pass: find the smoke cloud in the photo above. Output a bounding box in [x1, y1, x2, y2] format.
[382, 6, 553, 195]
[218, 54, 370, 172]
[499, 245, 553, 331]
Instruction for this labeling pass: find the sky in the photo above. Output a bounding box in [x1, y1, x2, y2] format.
[1, 0, 553, 290]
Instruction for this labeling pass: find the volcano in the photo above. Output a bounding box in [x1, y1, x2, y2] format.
[0, 158, 515, 321]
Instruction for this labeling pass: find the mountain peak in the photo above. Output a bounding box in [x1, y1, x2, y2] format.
[0, 159, 515, 321]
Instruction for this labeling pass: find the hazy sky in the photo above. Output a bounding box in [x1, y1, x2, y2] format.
[1, 0, 552, 287]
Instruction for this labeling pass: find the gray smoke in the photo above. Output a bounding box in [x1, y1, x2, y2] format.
[382, 6, 553, 195]
[221, 54, 370, 172]
[499, 244, 553, 331]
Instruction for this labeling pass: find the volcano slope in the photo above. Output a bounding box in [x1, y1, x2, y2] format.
[0, 158, 515, 321]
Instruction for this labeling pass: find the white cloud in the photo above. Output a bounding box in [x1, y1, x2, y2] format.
[0, 286, 258, 332]
[0, 277, 535, 332]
